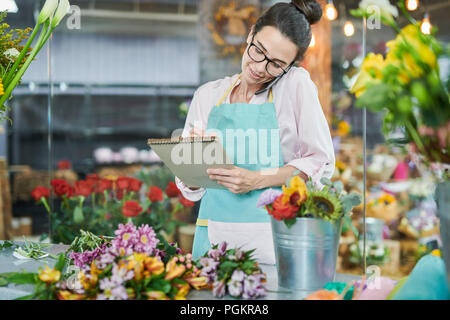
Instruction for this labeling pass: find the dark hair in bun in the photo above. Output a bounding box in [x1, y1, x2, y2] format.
[252, 0, 323, 61]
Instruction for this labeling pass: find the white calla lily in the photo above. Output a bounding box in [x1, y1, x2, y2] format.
[38, 0, 59, 24]
[52, 0, 71, 28]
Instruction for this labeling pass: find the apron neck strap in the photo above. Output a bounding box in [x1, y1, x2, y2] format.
[216, 74, 273, 106]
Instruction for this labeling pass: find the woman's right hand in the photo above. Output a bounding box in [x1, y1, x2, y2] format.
[185, 125, 213, 191]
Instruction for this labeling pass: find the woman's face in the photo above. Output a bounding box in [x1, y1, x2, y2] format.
[242, 26, 298, 87]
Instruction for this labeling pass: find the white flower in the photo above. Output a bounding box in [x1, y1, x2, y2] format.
[52, 0, 71, 28]
[359, 0, 399, 21]
[4, 48, 20, 62]
[38, 0, 59, 24]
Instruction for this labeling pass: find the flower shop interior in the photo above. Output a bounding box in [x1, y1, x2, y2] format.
[0, 0, 449, 301]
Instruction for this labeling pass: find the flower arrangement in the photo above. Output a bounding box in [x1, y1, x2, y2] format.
[350, 1, 450, 168]
[0, 0, 71, 121]
[197, 242, 267, 299]
[257, 176, 362, 229]
[367, 193, 400, 223]
[348, 241, 390, 266]
[31, 175, 193, 244]
[0, 223, 209, 300]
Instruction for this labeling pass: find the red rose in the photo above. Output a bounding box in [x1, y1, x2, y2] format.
[85, 174, 99, 190]
[98, 179, 113, 193]
[31, 186, 51, 202]
[75, 180, 93, 197]
[57, 160, 71, 170]
[116, 189, 124, 200]
[115, 177, 130, 191]
[165, 181, 181, 198]
[270, 195, 299, 220]
[179, 195, 195, 208]
[122, 201, 142, 218]
[128, 177, 143, 193]
[148, 186, 164, 202]
[51, 180, 73, 198]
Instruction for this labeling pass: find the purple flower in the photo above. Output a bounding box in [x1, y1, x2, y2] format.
[227, 279, 243, 297]
[110, 285, 129, 300]
[212, 279, 226, 298]
[110, 264, 134, 284]
[218, 242, 227, 256]
[242, 273, 267, 299]
[256, 188, 282, 208]
[231, 270, 245, 282]
[199, 257, 219, 274]
[208, 249, 221, 260]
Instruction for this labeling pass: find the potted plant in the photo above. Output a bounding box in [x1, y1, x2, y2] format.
[257, 175, 361, 295]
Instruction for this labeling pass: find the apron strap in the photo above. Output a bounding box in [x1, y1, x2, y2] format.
[216, 74, 274, 106]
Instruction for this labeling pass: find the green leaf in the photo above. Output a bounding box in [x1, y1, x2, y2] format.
[219, 261, 239, 274]
[73, 206, 84, 224]
[355, 84, 392, 112]
[0, 277, 8, 286]
[39, 234, 49, 242]
[333, 181, 343, 195]
[320, 177, 332, 187]
[14, 294, 36, 300]
[150, 279, 171, 294]
[284, 218, 297, 228]
[1, 272, 37, 285]
[54, 253, 66, 272]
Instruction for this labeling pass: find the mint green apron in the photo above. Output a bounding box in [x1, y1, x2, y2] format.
[192, 75, 284, 263]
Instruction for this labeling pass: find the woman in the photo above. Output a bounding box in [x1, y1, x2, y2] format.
[175, 0, 335, 264]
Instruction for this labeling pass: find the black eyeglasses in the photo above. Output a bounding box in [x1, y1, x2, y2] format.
[247, 39, 292, 77]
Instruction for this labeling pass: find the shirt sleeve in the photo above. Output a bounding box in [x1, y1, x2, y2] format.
[285, 71, 335, 188]
[175, 88, 207, 201]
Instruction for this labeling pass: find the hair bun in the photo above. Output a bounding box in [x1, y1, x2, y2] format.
[291, 0, 323, 25]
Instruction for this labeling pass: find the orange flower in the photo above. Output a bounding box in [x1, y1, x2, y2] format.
[146, 291, 169, 300]
[144, 256, 165, 277]
[281, 175, 308, 206]
[184, 276, 209, 290]
[164, 258, 186, 281]
[57, 290, 86, 300]
[38, 265, 61, 284]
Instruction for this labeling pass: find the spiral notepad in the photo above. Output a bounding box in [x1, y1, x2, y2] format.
[147, 137, 234, 189]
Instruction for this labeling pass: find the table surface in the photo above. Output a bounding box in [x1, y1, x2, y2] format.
[0, 241, 361, 300]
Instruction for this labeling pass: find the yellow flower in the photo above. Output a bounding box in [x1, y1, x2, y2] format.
[335, 160, 347, 173]
[281, 175, 308, 206]
[174, 283, 190, 300]
[38, 265, 61, 284]
[164, 258, 186, 281]
[379, 193, 396, 205]
[336, 121, 351, 137]
[350, 53, 385, 98]
[386, 25, 437, 79]
[0, 79, 4, 96]
[127, 253, 147, 281]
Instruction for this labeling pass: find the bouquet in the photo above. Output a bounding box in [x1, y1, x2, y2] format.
[350, 1, 450, 168]
[257, 175, 362, 229]
[0, 223, 209, 300]
[1, 0, 71, 121]
[367, 193, 400, 223]
[31, 175, 194, 244]
[197, 242, 267, 299]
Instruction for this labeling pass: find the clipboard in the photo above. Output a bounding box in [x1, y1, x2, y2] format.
[147, 136, 234, 189]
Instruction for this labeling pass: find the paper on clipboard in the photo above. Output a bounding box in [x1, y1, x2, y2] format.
[147, 137, 234, 189]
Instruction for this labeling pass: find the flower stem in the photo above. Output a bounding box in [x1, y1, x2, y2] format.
[40, 197, 52, 214]
[0, 21, 51, 107]
[2, 21, 42, 86]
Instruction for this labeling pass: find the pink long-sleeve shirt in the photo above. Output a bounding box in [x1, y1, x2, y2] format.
[175, 67, 335, 201]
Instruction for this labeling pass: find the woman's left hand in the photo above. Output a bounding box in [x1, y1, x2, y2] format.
[207, 166, 260, 194]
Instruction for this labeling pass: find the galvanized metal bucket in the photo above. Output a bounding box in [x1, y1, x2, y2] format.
[359, 217, 385, 243]
[271, 217, 342, 297]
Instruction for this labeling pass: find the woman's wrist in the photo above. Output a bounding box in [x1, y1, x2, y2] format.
[255, 166, 307, 190]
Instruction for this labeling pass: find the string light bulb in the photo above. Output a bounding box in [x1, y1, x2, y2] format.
[421, 12, 432, 35]
[344, 21, 355, 37]
[325, 0, 338, 21]
[310, 34, 316, 47]
[406, 0, 419, 11]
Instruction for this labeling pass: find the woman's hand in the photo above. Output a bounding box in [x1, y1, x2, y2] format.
[207, 166, 261, 194]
